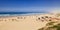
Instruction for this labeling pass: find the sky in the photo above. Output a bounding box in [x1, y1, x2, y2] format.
[0, 0, 60, 13]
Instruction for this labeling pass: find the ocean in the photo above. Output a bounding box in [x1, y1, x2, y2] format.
[0, 12, 48, 16]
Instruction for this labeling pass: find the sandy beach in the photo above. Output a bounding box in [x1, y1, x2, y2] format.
[0, 14, 60, 30]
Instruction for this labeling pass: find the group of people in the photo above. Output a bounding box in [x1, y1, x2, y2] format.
[37, 16, 60, 22]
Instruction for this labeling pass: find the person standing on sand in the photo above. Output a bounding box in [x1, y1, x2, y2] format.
[37, 17, 46, 22]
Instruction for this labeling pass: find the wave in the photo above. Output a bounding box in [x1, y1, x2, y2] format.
[0, 12, 48, 16]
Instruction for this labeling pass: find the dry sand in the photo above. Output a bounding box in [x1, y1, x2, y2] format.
[0, 14, 57, 30]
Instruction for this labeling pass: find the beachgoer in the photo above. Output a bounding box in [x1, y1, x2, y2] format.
[38, 18, 40, 20]
[45, 16, 48, 18]
[41, 17, 45, 19]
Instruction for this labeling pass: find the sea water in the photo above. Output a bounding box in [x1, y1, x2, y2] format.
[0, 12, 48, 16]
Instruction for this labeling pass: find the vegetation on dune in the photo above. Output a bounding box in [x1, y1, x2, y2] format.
[53, 23, 60, 30]
[56, 13, 60, 17]
[46, 22, 55, 26]
[38, 21, 60, 30]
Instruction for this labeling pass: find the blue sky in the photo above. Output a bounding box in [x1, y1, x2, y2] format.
[0, 0, 60, 12]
